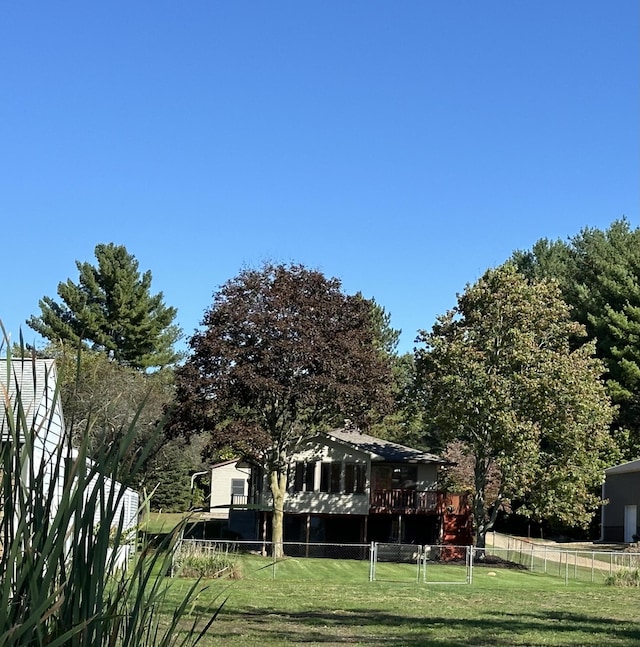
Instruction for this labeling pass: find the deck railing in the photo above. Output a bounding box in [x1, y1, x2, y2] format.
[230, 493, 262, 506]
[369, 489, 438, 513]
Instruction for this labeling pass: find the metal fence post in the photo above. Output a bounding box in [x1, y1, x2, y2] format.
[369, 541, 377, 582]
[423, 546, 427, 583]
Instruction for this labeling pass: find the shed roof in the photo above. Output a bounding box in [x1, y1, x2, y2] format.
[605, 458, 640, 476]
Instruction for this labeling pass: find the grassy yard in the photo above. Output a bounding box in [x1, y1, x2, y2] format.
[160, 554, 640, 646]
[139, 511, 189, 534]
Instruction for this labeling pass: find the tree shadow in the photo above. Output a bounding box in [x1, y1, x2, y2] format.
[194, 605, 640, 646]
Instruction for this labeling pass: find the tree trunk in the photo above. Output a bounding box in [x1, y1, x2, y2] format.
[473, 456, 502, 555]
[269, 468, 287, 559]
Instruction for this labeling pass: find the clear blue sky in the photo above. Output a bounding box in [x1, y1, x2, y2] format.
[1, 2, 638, 355]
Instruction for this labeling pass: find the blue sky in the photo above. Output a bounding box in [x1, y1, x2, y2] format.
[1, 2, 638, 355]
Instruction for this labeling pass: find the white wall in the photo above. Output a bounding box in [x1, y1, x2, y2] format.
[210, 461, 251, 517]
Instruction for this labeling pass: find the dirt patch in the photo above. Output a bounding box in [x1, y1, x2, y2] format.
[475, 555, 528, 570]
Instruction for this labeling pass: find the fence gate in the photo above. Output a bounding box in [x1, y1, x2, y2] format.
[369, 543, 472, 584]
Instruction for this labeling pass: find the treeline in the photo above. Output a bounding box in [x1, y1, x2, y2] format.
[20, 218, 639, 545]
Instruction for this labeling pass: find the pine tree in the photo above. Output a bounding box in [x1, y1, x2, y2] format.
[28, 243, 181, 370]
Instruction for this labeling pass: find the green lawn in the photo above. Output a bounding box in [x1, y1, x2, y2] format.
[139, 511, 189, 534]
[160, 555, 640, 646]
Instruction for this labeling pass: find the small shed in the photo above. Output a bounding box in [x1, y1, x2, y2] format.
[601, 459, 640, 543]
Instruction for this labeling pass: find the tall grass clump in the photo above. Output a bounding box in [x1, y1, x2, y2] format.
[0, 326, 220, 646]
[174, 542, 242, 579]
[604, 569, 640, 587]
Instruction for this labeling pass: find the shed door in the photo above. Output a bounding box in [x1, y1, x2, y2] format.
[624, 505, 637, 543]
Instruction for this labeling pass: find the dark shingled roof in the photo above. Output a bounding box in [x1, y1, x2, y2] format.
[326, 428, 448, 465]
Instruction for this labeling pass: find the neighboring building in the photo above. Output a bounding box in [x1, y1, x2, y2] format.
[207, 426, 472, 546]
[0, 357, 139, 533]
[601, 459, 640, 543]
[208, 459, 253, 519]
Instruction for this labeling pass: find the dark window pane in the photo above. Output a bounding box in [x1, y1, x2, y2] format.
[293, 463, 304, 492]
[231, 478, 245, 496]
[355, 465, 366, 494]
[320, 463, 330, 492]
[345, 464, 355, 493]
[391, 466, 417, 490]
[331, 463, 341, 493]
[304, 462, 315, 491]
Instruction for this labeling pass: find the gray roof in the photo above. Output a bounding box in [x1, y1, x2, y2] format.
[605, 458, 640, 476]
[325, 428, 448, 465]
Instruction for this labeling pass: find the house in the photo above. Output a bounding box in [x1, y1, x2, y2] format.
[209, 426, 472, 546]
[0, 357, 139, 533]
[601, 459, 640, 543]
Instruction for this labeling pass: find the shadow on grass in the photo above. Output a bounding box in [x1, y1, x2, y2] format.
[194, 606, 640, 646]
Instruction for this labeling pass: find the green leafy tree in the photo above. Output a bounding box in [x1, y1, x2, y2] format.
[416, 266, 617, 548]
[170, 262, 393, 556]
[512, 219, 640, 453]
[27, 243, 181, 370]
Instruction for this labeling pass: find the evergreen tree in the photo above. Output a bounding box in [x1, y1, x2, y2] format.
[27, 243, 181, 370]
[511, 219, 640, 453]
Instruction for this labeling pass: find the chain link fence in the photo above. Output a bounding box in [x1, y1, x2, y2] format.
[172, 536, 640, 585]
[173, 539, 473, 583]
[484, 533, 640, 584]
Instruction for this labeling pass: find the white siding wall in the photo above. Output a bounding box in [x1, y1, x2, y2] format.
[210, 462, 251, 516]
[85, 466, 139, 532]
[28, 362, 66, 518]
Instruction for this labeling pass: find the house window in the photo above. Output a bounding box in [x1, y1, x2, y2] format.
[344, 463, 366, 494]
[320, 462, 342, 493]
[392, 466, 417, 490]
[305, 462, 315, 491]
[293, 463, 304, 491]
[292, 461, 316, 492]
[231, 479, 245, 498]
